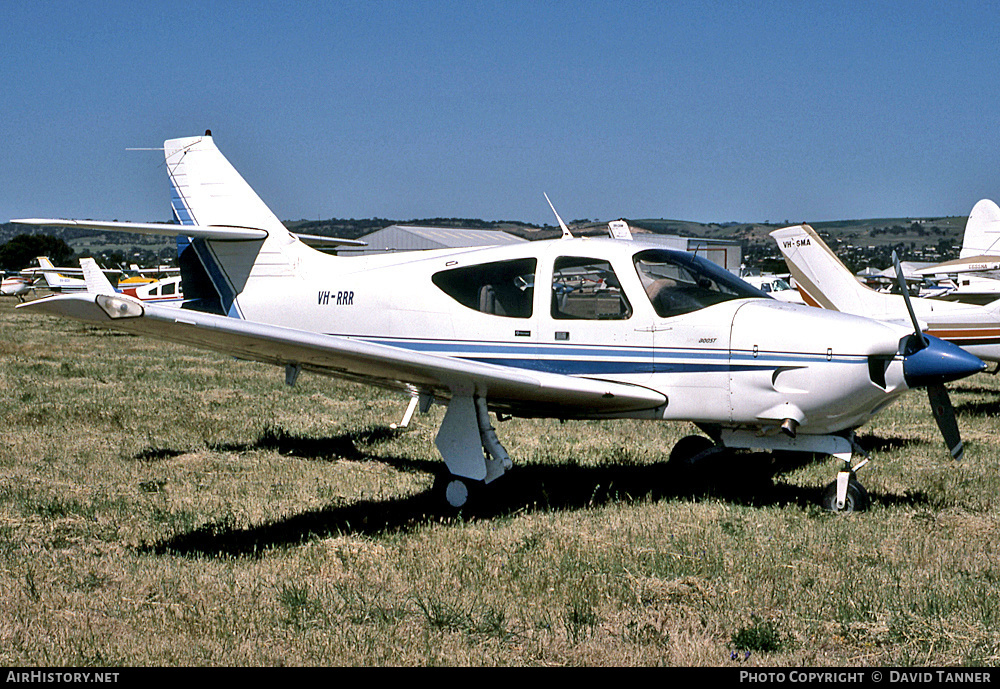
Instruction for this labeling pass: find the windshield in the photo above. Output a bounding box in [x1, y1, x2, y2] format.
[634, 249, 768, 319]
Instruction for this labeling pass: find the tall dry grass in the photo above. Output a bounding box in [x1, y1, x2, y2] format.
[1, 296, 998, 666]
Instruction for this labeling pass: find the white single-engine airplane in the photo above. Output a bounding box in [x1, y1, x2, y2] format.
[77, 256, 184, 308]
[26, 256, 90, 293]
[1, 274, 35, 301]
[13, 132, 986, 512]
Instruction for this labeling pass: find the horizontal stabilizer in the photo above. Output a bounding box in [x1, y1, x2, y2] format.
[12, 218, 267, 242]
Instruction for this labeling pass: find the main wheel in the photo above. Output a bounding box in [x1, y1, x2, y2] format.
[432, 473, 482, 509]
[668, 435, 716, 466]
[821, 475, 870, 513]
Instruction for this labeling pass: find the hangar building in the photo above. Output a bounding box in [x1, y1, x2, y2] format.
[339, 225, 527, 255]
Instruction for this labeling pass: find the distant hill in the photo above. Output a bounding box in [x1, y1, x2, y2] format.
[0, 213, 969, 274]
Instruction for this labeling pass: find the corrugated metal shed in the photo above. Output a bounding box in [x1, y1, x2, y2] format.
[342, 225, 528, 254]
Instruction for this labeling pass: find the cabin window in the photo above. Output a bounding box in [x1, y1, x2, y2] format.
[432, 258, 536, 318]
[634, 249, 765, 319]
[162, 282, 176, 296]
[551, 257, 632, 320]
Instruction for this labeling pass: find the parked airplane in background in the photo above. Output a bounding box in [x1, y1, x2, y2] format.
[118, 275, 184, 306]
[772, 223, 1000, 365]
[739, 272, 805, 304]
[13, 132, 986, 513]
[1, 274, 35, 301]
[26, 256, 89, 293]
[78, 257, 185, 308]
[910, 199, 1000, 305]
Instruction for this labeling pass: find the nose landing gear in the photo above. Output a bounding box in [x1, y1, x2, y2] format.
[672, 429, 874, 513]
[821, 471, 870, 513]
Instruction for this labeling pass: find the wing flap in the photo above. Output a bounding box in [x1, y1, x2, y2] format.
[19, 295, 666, 415]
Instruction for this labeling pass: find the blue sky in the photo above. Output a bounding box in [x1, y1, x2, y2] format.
[3, 1, 1000, 227]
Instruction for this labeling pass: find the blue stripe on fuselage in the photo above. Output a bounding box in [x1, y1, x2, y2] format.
[353, 337, 868, 376]
[465, 358, 763, 375]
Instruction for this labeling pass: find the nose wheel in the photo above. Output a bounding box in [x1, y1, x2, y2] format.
[821, 471, 870, 513]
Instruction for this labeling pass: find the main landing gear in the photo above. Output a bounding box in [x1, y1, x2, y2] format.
[432, 473, 484, 509]
[432, 394, 511, 510]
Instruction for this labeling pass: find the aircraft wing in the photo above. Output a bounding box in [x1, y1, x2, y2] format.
[292, 233, 368, 249]
[915, 255, 1000, 275]
[19, 294, 666, 417]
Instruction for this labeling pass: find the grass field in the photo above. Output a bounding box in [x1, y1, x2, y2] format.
[1, 295, 999, 667]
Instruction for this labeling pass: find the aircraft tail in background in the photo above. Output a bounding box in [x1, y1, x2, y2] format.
[35, 256, 87, 293]
[769, 225, 886, 316]
[960, 199, 1000, 259]
[79, 257, 118, 296]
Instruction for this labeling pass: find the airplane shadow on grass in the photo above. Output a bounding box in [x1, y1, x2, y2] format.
[135, 427, 942, 559]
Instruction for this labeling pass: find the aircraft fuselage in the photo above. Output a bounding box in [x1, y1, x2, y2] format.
[231, 237, 912, 436]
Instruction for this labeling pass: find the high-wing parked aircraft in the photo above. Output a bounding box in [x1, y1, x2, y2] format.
[27, 256, 89, 293]
[78, 257, 185, 308]
[13, 132, 986, 513]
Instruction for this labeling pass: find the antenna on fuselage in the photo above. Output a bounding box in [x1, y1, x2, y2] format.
[543, 193, 573, 239]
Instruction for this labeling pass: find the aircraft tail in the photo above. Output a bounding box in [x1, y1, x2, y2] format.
[164, 132, 303, 317]
[35, 256, 85, 292]
[960, 199, 1000, 259]
[770, 225, 884, 314]
[79, 258, 118, 296]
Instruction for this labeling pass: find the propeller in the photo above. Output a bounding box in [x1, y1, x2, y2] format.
[891, 251, 984, 460]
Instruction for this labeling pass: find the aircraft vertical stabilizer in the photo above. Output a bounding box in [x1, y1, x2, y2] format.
[165, 132, 288, 235]
[79, 258, 117, 296]
[960, 199, 1000, 259]
[35, 256, 86, 292]
[164, 132, 303, 317]
[770, 224, 884, 315]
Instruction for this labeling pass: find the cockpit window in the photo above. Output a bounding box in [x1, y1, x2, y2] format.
[432, 258, 536, 318]
[634, 249, 766, 319]
[551, 257, 632, 320]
